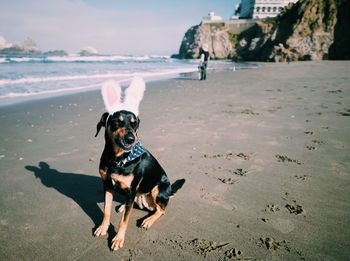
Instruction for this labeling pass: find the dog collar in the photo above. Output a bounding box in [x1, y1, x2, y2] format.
[110, 142, 146, 169]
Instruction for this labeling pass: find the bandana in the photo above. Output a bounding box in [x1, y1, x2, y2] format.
[109, 142, 146, 169]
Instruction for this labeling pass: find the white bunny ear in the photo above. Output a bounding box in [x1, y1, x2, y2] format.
[101, 80, 122, 114]
[123, 77, 146, 116]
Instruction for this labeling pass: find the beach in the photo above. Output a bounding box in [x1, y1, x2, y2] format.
[0, 61, 349, 260]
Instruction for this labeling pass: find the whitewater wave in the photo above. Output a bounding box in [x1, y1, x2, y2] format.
[0, 54, 171, 64]
[0, 67, 196, 87]
[0, 82, 105, 99]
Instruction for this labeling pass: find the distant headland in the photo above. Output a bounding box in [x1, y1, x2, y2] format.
[176, 0, 350, 62]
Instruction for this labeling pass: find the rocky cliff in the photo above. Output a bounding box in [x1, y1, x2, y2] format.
[179, 0, 349, 62]
[179, 23, 234, 59]
[328, 0, 350, 60]
[236, 0, 349, 62]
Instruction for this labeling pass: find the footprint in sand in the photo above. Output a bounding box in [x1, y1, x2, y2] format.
[327, 89, 342, 93]
[336, 109, 350, 116]
[312, 139, 324, 145]
[275, 154, 302, 165]
[259, 237, 290, 252]
[236, 152, 252, 160]
[230, 168, 248, 176]
[306, 145, 316, 150]
[285, 202, 304, 215]
[304, 131, 314, 135]
[218, 178, 239, 185]
[181, 238, 230, 258]
[240, 109, 260, 115]
[222, 248, 245, 260]
[294, 175, 309, 181]
[265, 204, 280, 213]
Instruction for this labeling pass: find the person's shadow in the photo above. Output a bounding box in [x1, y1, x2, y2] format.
[25, 162, 124, 228]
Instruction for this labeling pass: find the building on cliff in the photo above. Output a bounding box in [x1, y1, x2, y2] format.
[238, 0, 298, 19]
[202, 12, 223, 23]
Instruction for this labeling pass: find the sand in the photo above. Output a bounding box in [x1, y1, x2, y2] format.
[0, 61, 349, 260]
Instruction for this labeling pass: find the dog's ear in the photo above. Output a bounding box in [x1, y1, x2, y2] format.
[95, 112, 109, 137]
[101, 80, 122, 114]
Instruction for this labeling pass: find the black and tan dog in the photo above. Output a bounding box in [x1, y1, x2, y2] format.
[94, 78, 185, 251]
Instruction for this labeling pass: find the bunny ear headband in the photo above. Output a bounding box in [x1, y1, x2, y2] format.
[101, 77, 146, 116]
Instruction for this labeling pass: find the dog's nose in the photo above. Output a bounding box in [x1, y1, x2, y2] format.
[124, 132, 135, 145]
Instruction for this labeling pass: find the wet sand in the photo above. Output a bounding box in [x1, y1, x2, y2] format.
[0, 61, 349, 260]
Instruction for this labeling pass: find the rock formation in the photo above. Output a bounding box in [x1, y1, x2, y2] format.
[178, 0, 349, 62]
[328, 0, 350, 60]
[179, 23, 234, 59]
[79, 46, 98, 56]
[236, 0, 348, 62]
[0, 37, 41, 55]
[43, 50, 68, 56]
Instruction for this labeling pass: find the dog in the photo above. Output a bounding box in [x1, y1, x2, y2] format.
[93, 77, 185, 251]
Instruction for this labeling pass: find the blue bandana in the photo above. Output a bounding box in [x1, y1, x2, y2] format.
[110, 142, 146, 168]
[124, 142, 146, 163]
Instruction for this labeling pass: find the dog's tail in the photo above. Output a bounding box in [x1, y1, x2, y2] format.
[156, 178, 185, 209]
[170, 179, 186, 196]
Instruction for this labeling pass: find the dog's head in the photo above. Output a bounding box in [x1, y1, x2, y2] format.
[96, 110, 140, 151]
[95, 77, 145, 151]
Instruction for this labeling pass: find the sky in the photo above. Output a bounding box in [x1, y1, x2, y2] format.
[0, 0, 240, 56]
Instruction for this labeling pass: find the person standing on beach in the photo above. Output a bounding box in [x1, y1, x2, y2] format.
[199, 44, 210, 80]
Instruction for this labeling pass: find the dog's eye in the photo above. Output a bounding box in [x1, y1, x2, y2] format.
[130, 121, 137, 129]
[118, 119, 125, 127]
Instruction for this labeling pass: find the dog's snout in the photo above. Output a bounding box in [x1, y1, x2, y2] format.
[124, 132, 135, 145]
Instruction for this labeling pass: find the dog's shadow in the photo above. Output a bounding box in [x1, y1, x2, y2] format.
[25, 162, 151, 246]
[25, 162, 122, 226]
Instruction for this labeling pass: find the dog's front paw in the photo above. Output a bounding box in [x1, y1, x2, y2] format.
[94, 223, 110, 237]
[141, 216, 155, 229]
[111, 232, 125, 251]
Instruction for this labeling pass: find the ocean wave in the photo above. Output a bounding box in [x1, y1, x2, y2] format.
[0, 54, 171, 64]
[0, 83, 101, 99]
[0, 67, 196, 87]
[0, 67, 197, 100]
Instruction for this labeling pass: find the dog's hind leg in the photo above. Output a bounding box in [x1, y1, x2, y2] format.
[94, 189, 113, 237]
[141, 186, 165, 229]
[141, 205, 165, 229]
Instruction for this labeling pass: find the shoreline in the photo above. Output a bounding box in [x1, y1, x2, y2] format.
[0, 60, 258, 108]
[1, 61, 349, 260]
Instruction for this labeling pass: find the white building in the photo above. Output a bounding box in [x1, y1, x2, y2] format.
[238, 0, 298, 19]
[202, 11, 223, 23]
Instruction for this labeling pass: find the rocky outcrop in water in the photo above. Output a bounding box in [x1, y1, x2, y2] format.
[0, 37, 41, 55]
[179, 23, 234, 59]
[236, 0, 349, 62]
[79, 46, 98, 56]
[43, 50, 68, 57]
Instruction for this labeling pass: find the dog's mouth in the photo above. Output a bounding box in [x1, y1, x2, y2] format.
[115, 132, 136, 151]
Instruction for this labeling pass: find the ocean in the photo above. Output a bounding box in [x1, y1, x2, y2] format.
[0, 54, 256, 106]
